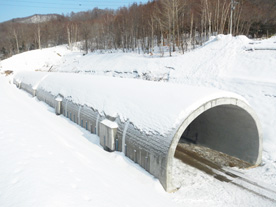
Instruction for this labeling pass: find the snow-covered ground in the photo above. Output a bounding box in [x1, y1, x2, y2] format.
[0, 35, 276, 206]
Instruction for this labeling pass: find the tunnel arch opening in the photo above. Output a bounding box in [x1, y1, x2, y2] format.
[165, 98, 262, 192]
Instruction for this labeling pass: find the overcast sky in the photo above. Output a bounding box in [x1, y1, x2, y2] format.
[0, 0, 149, 23]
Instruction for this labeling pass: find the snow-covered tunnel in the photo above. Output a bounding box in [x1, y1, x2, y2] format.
[13, 72, 262, 192]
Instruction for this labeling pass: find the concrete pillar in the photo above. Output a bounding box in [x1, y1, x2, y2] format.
[55, 96, 63, 115]
[99, 119, 118, 151]
[32, 89, 36, 97]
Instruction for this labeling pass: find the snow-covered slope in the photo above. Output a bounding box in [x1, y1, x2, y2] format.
[1, 34, 276, 206]
[3, 35, 275, 83]
[0, 46, 71, 72]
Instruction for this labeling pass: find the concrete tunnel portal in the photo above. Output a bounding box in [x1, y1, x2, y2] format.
[14, 72, 262, 192]
[180, 104, 260, 163]
[165, 97, 262, 192]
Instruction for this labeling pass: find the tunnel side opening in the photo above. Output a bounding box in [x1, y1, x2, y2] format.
[176, 104, 260, 166]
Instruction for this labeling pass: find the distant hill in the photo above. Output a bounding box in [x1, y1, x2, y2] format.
[6, 14, 62, 24]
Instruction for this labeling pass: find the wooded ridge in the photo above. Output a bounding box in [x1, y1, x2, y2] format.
[0, 0, 275, 59]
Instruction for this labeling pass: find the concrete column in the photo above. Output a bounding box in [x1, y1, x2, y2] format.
[55, 96, 63, 115]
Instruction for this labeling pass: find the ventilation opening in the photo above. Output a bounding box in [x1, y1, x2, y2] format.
[174, 105, 260, 169]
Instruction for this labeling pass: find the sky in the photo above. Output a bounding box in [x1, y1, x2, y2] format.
[0, 0, 149, 23]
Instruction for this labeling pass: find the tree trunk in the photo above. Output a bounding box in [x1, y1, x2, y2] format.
[37, 25, 41, 49]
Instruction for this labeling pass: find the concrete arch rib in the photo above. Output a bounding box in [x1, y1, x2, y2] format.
[164, 97, 262, 192]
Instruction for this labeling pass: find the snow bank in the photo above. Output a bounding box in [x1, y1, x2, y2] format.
[2, 35, 275, 85]
[0, 45, 71, 73]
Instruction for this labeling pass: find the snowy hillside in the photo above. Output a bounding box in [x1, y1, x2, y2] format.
[6, 14, 61, 24]
[1, 35, 276, 206]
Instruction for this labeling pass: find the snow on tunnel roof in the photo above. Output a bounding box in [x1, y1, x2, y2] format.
[14, 71, 246, 135]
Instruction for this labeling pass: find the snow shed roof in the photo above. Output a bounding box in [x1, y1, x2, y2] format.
[14, 71, 245, 135]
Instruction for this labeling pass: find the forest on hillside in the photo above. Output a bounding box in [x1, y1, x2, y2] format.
[0, 0, 275, 59]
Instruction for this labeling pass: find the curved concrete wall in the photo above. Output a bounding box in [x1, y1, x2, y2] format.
[165, 97, 262, 192]
[13, 72, 262, 192]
